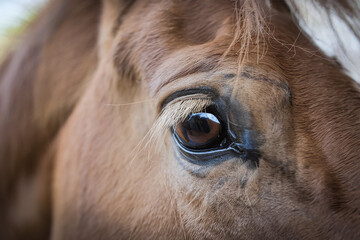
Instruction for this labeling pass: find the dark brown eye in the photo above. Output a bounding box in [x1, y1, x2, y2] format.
[175, 112, 222, 149]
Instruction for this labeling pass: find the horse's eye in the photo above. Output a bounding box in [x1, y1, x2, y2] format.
[174, 112, 222, 149]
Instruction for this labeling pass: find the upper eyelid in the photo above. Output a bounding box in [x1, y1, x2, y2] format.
[163, 94, 212, 109]
[161, 95, 212, 118]
[160, 87, 218, 110]
[156, 95, 213, 131]
[156, 88, 220, 132]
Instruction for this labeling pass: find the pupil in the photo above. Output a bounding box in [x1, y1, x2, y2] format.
[176, 112, 222, 149]
[188, 115, 211, 134]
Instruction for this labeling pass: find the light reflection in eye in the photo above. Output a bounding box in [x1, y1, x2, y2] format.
[175, 111, 222, 149]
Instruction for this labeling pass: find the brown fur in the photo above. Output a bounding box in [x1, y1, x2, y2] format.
[0, 0, 360, 239]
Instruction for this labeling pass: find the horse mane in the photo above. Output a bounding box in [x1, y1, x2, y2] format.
[230, 0, 360, 72]
[285, 0, 360, 82]
[227, 0, 269, 66]
[287, 0, 360, 39]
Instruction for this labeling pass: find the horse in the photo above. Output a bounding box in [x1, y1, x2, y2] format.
[0, 0, 359, 239]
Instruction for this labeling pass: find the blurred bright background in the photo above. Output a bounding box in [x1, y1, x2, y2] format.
[0, 0, 47, 56]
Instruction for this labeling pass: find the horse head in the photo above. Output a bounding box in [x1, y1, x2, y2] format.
[1, 0, 359, 239]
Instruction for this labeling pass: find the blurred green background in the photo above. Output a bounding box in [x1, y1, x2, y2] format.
[0, 0, 47, 59]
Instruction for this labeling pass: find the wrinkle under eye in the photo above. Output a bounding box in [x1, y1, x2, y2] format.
[175, 112, 222, 149]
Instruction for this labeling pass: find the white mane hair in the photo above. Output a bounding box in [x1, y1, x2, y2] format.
[285, 0, 360, 84]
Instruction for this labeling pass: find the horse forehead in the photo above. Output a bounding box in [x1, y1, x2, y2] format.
[111, 1, 301, 96]
[112, 0, 237, 88]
